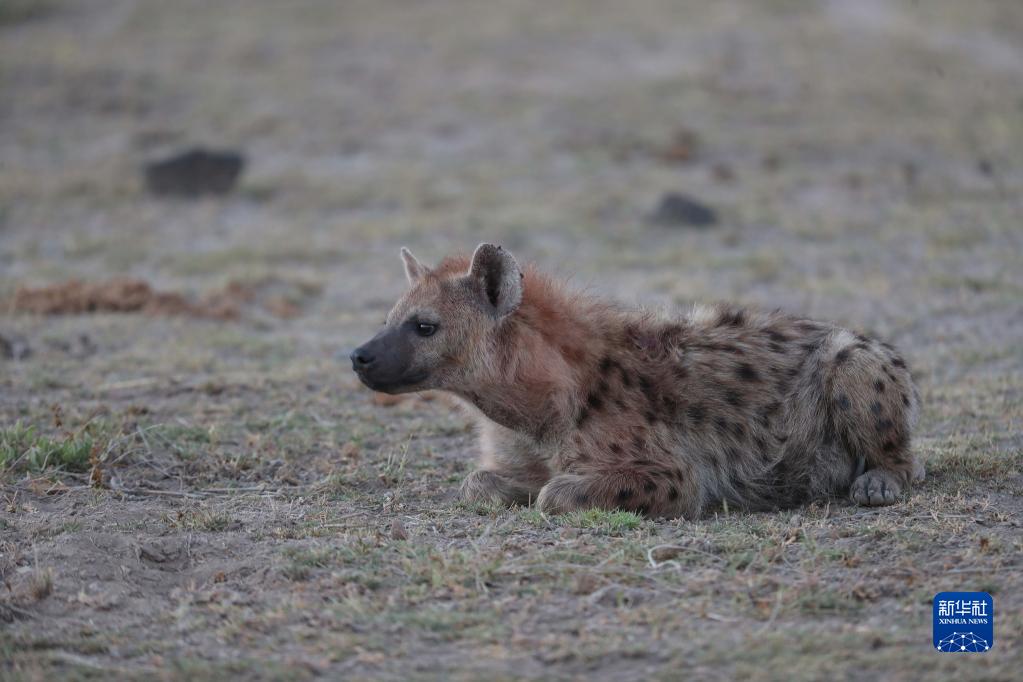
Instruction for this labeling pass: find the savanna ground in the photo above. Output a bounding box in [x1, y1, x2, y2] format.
[1, 1, 1021, 679]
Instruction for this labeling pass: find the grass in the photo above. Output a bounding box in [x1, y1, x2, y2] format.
[562, 508, 645, 534]
[281, 547, 336, 581]
[166, 507, 234, 532]
[1, 0, 1022, 679]
[0, 421, 97, 473]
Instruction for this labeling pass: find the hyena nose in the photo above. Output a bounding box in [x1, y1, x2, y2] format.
[350, 347, 376, 370]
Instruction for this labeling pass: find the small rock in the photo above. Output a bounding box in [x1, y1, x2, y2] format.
[647, 192, 717, 228]
[390, 518, 408, 541]
[573, 573, 601, 595]
[0, 333, 31, 360]
[144, 147, 245, 197]
[650, 545, 684, 562]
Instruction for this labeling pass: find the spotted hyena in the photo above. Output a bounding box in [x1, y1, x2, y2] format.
[351, 243, 924, 518]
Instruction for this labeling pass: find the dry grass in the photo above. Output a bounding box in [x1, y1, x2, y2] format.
[2, 0, 1022, 679]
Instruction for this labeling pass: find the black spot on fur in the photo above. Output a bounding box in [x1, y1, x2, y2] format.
[763, 401, 781, 417]
[609, 442, 622, 454]
[835, 394, 851, 410]
[645, 410, 658, 424]
[892, 356, 907, 369]
[632, 458, 652, 467]
[874, 379, 886, 393]
[620, 372, 633, 388]
[673, 365, 689, 381]
[835, 348, 851, 364]
[599, 356, 614, 373]
[597, 378, 610, 394]
[615, 396, 627, 409]
[644, 479, 657, 494]
[870, 401, 883, 415]
[616, 488, 633, 504]
[901, 393, 910, 407]
[766, 329, 789, 343]
[717, 309, 746, 327]
[723, 389, 744, 407]
[768, 342, 787, 354]
[713, 417, 729, 437]
[587, 393, 604, 411]
[876, 417, 894, 433]
[687, 403, 707, 426]
[668, 486, 679, 501]
[736, 363, 760, 382]
[575, 492, 590, 506]
[801, 341, 820, 354]
[576, 408, 590, 427]
[631, 434, 645, 451]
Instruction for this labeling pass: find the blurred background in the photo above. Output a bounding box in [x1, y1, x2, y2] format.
[2, 1, 1020, 362]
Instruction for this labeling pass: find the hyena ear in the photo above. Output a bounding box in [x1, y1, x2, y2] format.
[400, 247, 428, 285]
[467, 243, 522, 317]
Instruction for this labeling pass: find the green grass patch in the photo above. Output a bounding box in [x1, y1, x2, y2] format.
[0, 421, 97, 473]
[561, 508, 644, 534]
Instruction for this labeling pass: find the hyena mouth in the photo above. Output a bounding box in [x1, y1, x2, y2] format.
[353, 368, 429, 394]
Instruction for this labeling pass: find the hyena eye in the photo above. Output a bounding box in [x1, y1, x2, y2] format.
[415, 322, 437, 337]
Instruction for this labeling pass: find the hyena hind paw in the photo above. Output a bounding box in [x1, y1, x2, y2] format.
[849, 470, 902, 506]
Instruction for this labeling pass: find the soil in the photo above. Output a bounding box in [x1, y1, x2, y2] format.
[1, 1, 1021, 680]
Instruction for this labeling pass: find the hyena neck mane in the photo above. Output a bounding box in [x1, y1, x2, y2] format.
[451, 261, 624, 440]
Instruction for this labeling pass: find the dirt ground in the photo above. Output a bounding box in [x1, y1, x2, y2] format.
[1, 1, 1022, 680]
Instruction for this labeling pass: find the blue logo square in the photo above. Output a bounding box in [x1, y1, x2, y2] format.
[933, 592, 993, 652]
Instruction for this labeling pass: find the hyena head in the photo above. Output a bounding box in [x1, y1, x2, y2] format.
[350, 243, 522, 394]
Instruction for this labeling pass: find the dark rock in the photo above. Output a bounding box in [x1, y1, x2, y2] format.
[144, 147, 245, 197]
[647, 192, 717, 228]
[0, 333, 31, 360]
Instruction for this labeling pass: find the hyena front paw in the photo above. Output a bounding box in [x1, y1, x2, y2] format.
[849, 470, 902, 506]
[459, 470, 531, 507]
[535, 474, 590, 516]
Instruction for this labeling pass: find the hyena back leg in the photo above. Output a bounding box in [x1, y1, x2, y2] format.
[536, 470, 699, 519]
[823, 332, 920, 506]
[459, 469, 536, 507]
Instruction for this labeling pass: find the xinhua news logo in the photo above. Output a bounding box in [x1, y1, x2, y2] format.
[933, 592, 993, 653]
